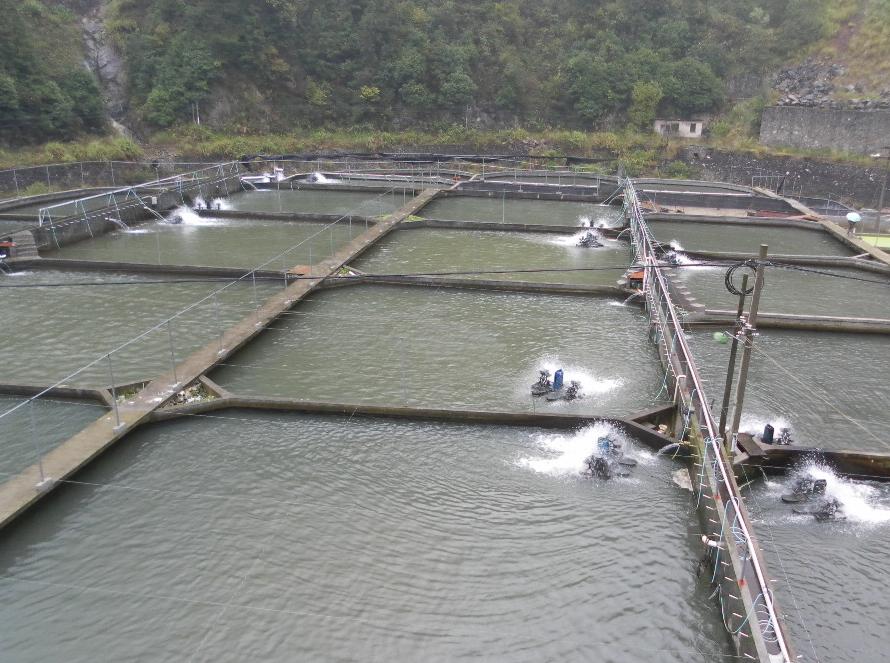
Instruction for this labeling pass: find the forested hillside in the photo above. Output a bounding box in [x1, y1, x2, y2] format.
[0, 0, 854, 145]
[0, 0, 105, 144]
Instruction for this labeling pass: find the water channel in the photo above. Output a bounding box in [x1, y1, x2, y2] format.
[0, 396, 104, 479]
[228, 190, 404, 217]
[745, 475, 890, 663]
[48, 214, 363, 270]
[650, 221, 852, 256]
[0, 412, 730, 662]
[673, 263, 890, 318]
[688, 329, 890, 452]
[353, 228, 631, 286]
[419, 197, 623, 228]
[212, 285, 663, 416]
[0, 270, 277, 386]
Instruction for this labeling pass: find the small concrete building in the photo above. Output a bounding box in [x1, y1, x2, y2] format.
[654, 119, 706, 138]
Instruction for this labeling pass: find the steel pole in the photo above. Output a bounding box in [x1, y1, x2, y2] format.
[876, 150, 890, 235]
[729, 246, 769, 451]
[718, 274, 749, 437]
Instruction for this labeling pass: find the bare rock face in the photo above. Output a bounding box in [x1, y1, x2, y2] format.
[773, 59, 890, 111]
[82, 3, 129, 124]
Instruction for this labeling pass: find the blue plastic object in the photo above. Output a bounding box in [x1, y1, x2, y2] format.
[553, 369, 564, 391]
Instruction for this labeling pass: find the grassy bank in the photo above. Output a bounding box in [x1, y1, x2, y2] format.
[0, 125, 881, 175]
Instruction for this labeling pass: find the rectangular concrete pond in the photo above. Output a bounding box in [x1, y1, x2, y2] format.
[673, 263, 890, 319]
[0, 396, 104, 479]
[211, 285, 663, 416]
[0, 269, 278, 387]
[650, 220, 852, 256]
[744, 477, 890, 663]
[228, 189, 405, 217]
[352, 228, 631, 286]
[418, 197, 623, 227]
[688, 329, 890, 452]
[0, 412, 730, 662]
[46, 214, 363, 270]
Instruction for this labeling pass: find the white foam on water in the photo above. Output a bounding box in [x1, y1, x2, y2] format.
[578, 216, 591, 228]
[518, 422, 629, 477]
[791, 463, 890, 525]
[669, 239, 684, 251]
[166, 206, 229, 227]
[548, 230, 618, 249]
[534, 356, 622, 396]
[740, 414, 794, 439]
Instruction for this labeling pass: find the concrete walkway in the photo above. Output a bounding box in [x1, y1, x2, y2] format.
[0, 189, 439, 530]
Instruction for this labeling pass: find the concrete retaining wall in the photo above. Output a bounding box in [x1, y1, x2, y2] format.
[760, 106, 890, 155]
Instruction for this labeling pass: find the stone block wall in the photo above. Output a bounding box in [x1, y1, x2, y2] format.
[760, 106, 890, 155]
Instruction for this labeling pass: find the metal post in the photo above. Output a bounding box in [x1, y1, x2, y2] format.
[29, 400, 48, 485]
[12, 169, 19, 196]
[80, 162, 85, 187]
[330, 226, 334, 257]
[875, 149, 890, 235]
[502, 191, 506, 224]
[156, 228, 162, 265]
[729, 246, 768, 451]
[167, 321, 178, 386]
[46, 166, 51, 188]
[107, 353, 123, 430]
[214, 294, 224, 355]
[718, 274, 749, 436]
[110, 160, 115, 186]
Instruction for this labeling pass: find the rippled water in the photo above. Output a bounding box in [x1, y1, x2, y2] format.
[745, 472, 890, 663]
[49, 215, 362, 270]
[0, 413, 730, 662]
[419, 197, 623, 227]
[229, 190, 404, 216]
[0, 396, 104, 478]
[212, 285, 663, 416]
[672, 263, 890, 318]
[353, 228, 632, 286]
[650, 221, 852, 256]
[0, 270, 278, 386]
[687, 329, 890, 452]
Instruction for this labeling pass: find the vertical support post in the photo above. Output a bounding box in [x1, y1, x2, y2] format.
[80, 162, 85, 187]
[167, 321, 178, 386]
[29, 400, 48, 486]
[214, 293, 224, 355]
[107, 353, 123, 431]
[46, 166, 51, 188]
[729, 246, 768, 451]
[330, 226, 334, 257]
[156, 228, 162, 265]
[502, 191, 506, 224]
[12, 169, 19, 196]
[718, 274, 749, 436]
[110, 160, 115, 186]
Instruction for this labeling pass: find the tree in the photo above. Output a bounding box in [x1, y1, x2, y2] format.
[628, 81, 663, 130]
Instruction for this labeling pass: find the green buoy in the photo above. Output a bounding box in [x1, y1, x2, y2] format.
[713, 331, 728, 344]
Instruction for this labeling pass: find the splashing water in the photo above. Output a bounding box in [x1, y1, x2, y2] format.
[788, 462, 890, 525]
[740, 414, 794, 439]
[531, 357, 622, 396]
[165, 206, 206, 225]
[578, 216, 591, 228]
[548, 230, 615, 248]
[518, 423, 628, 477]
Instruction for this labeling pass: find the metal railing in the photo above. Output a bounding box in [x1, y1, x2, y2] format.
[624, 179, 794, 663]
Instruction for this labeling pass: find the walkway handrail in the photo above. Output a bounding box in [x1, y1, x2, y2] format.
[624, 179, 793, 663]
